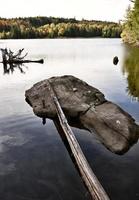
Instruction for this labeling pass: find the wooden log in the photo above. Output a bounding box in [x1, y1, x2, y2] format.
[5, 59, 44, 64]
[0, 48, 44, 64]
[47, 81, 110, 200]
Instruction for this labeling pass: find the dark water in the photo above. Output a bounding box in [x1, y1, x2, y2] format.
[0, 39, 139, 200]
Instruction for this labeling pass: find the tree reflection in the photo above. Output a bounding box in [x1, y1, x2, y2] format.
[123, 45, 139, 101]
[3, 62, 27, 75]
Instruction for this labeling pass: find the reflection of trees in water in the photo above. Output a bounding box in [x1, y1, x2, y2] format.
[3, 62, 27, 75]
[123, 45, 139, 101]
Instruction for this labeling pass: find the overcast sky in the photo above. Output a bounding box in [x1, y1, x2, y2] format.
[0, 0, 132, 22]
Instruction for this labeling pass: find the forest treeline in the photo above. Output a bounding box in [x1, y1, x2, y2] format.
[0, 17, 122, 39]
[121, 0, 139, 45]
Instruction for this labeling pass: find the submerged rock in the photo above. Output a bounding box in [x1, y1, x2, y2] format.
[113, 56, 119, 65]
[25, 75, 139, 154]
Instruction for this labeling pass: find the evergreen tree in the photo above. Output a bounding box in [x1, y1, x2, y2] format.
[121, 0, 139, 45]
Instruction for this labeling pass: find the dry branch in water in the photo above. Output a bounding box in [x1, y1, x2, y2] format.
[0, 48, 44, 64]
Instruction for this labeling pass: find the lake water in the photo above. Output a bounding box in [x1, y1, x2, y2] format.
[0, 38, 139, 200]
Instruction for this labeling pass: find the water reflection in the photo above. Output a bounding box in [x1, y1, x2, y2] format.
[3, 62, 27, 75]
[1, 38, 139, 200]
[123, 45, 139, 100]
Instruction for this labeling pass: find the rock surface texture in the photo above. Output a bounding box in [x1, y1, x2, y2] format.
[25, 75, 139, 154]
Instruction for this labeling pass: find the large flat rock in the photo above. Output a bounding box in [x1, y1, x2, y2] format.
[25, 75, 139, 154]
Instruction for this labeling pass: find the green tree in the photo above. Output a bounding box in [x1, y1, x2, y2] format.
[121, 0, 139, 45]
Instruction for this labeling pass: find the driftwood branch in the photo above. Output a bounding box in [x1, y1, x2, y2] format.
[12, 48, 24, 59]
[7, 59, 44, 64]
[0, 48, 44, 64]
[47, 80, 110, 200]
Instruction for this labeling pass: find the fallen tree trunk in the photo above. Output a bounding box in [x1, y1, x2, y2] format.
[0, 48, 44, 64]
[6, 59, 44, 64]
[47, 81, 110, 200]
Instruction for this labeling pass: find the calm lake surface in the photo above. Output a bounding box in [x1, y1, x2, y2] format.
[0, 38, 139, 200]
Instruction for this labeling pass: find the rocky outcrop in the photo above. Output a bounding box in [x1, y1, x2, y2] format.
[25, 75, 139, 154]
